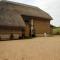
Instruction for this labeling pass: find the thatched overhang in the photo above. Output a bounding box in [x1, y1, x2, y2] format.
[0, 11, 26, 29]
[0, 1, 53, 20]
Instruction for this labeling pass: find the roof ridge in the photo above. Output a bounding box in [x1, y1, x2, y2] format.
[0, 1, 39, 9]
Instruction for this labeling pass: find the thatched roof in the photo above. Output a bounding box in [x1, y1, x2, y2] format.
[0, 11, 26, 27]
[0, 1, 52, 20]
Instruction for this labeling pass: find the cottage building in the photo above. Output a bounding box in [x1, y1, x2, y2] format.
[0, 1, 52, 40]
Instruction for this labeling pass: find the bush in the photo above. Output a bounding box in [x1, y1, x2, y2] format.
[53, 27, 60, 35]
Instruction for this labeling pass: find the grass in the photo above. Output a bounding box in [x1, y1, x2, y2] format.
[53, 27, 60, 35]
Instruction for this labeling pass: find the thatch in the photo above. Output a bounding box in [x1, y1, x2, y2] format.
[0, 1, 52, 20]
[0, 10, 26, 27]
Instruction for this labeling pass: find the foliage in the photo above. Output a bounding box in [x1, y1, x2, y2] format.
[53, 27, 60, 35]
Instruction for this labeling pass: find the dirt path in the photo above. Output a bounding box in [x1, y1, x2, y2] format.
[0, 36, 60, 60]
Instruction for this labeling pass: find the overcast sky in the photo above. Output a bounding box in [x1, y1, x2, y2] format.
[2, 0, 60, 27]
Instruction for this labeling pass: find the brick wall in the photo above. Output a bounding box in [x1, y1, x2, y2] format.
[33, 18, 50, 36]
[25, 24, 30, 37]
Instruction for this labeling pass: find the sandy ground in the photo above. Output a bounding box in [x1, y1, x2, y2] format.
[0, 36, 60, 60]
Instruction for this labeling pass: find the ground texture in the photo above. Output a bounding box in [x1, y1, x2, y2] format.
[0, 36, 60, 60]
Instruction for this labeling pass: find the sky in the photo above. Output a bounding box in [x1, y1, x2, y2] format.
[2, 0, 60, 27]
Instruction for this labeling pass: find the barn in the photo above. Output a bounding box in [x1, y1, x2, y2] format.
[0, 1, 52, 40]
